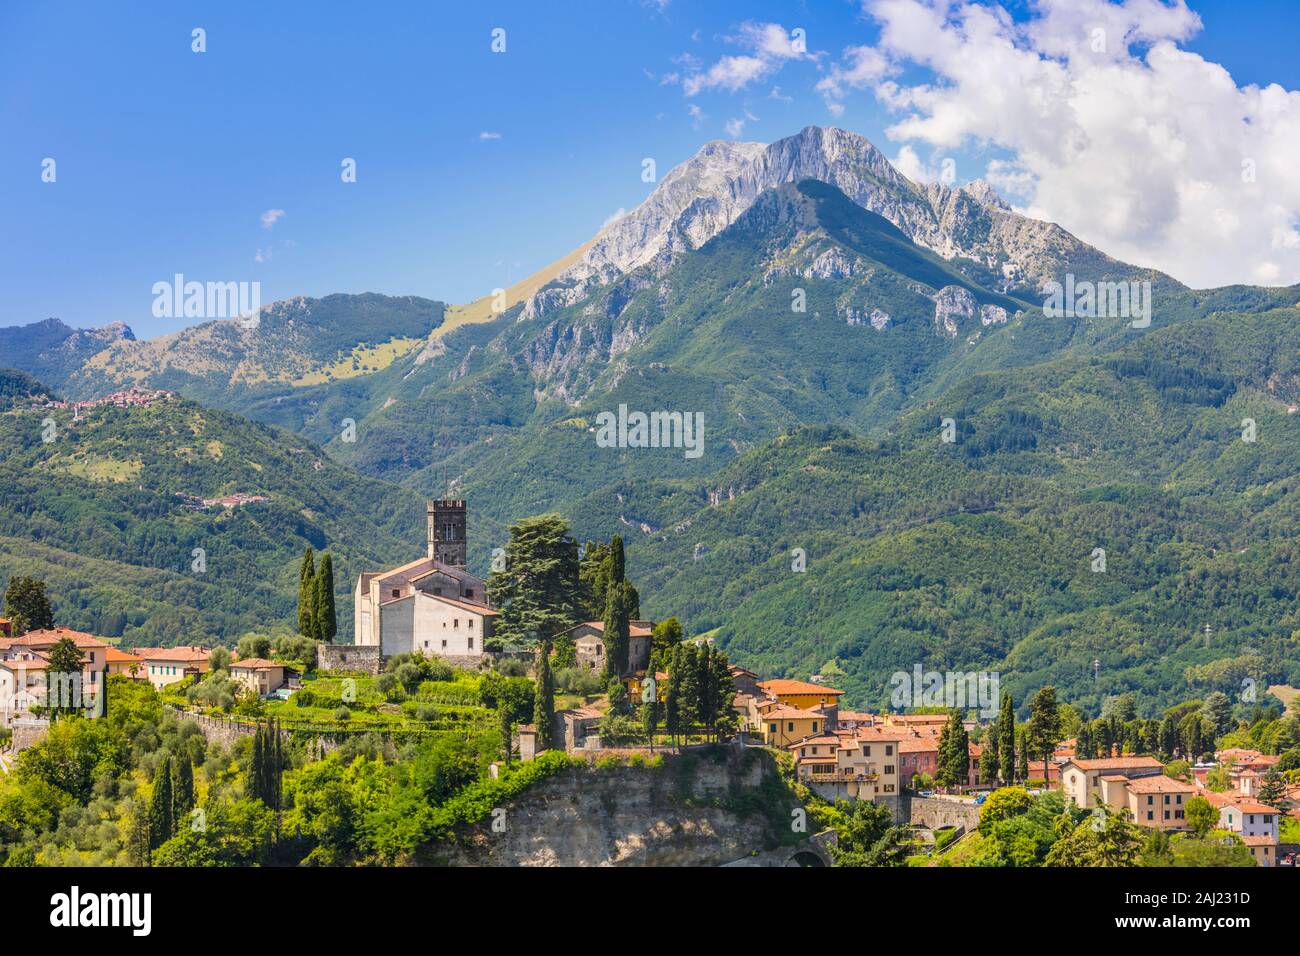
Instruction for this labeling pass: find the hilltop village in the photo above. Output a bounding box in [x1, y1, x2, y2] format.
[1, 500, 1298, 868]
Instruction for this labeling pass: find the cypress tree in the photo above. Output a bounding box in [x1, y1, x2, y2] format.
[148, 757, 174, 849]
[297, 547, 316, 637]
[1016, 732, 1029, 781]
[315, 553, 337, 644]
[998, 692, 1016, 784]
[664, 645, 682, 747]
[127, 807, 152, 866]
[251, 727, 266, 803]
[534, 642, 556, 750]
[641, 699, 659, 752]
[499, 703, 513, 765]
[981, 721, 1000, 784]
[171, 757, 195, 832]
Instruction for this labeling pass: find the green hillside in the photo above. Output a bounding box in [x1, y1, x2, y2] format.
[0, 391, 426, 646]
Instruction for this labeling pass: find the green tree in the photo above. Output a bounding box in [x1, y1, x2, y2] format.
[3, 575, 54, 634]
[498, 703, 513, 766]
[936, 710, 970, 789]
[1201, 691, 1234, 738]
[1044, 806, 1140, 867]
[487, 515, 584, 646]
[1258, 768, 1285, 809]
[45, 637, 84, 718]
[297, 546, 316, 637]
[602, 580, 632, 680]
[978, 787, 1033, 832]
[981, 721, 1001, 785]
[1184, 795, 1218, 837]
[998, 692, 1016, 784]
[533, 642, 556, 751]
[649, 617, 683, 674]
[149, 757, 175, 849]
[830, 800, 907, 867]
[127, 807, 152, 866]
[172, 757, 195, 832]
[314, 552, 337, 644]
[641, 698, 660, 752]
[1025, 686, 1062, 785]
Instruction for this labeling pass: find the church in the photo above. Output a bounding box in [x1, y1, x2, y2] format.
[353, 500, 498, 663]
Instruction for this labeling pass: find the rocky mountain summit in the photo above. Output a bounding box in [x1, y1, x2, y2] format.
[528, 126, 1130, 318]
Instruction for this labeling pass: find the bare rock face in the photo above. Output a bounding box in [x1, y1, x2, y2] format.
[980, 304, 1009, 326]
[933, 286, 977, 337]
[525, 126, 1118, 317]
[844, 307, 892, 330]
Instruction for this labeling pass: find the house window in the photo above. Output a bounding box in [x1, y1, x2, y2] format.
[811, 722, 818, 733]
[392, 589, 400, 598]
[454, 619, 460, 628]
[769, 724, 776, 734]
[467, 638, 473, 650]
[787, 722, 794, 732]
[1147, 812, 1154, 821]
[865, 746, 872, 757]
[885, 765, 895, 775]
[465, 589, 474, 599]
[441, 639, 447, 649]
[469, 619, 474, 628]
[886, 745, 894, 756]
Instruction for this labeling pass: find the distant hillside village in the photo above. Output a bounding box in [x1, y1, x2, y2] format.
[2, 499, 1299, 868]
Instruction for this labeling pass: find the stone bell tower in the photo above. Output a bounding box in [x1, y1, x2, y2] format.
[427, 499, 467, 568]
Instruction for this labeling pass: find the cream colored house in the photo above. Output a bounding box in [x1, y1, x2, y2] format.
[1113, 774, 1194, 830]
[1059, 756, 1164, 808]
[0, 627, 110, 721]
[229, 659, 288, 696]
[790, 727, 903, 800]
[135, 646, 212, 689]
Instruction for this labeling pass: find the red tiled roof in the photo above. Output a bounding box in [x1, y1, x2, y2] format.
[1125, 775, 1195, 794]
[11, 627, 109, 649]
[230, 658, 280, 670]
[757, 679, 845, 697]
[1068, 756, 1163, 771]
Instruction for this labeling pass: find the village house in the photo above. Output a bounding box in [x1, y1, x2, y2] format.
[1112, 774, 1194, 830]
[134, 646, 212, 690]
[1199, 790, 1282, 867]
[1059, 756, 1165, 808]
[757, 705, 827, 748]
[353, 500, 499, 663]
[789, 726, 903, 800]
[563, 619, 654, 676]
[229, 658, 289, 697]
[105, 647, 146, 679]
[0, 627, 110, 723]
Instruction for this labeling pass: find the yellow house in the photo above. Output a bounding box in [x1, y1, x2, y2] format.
[756, 678, 844, 712]
[229, 659, 288, 697]
[758, 706, 825, 748]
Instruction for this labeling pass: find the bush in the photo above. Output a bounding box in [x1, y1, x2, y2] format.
[333, 706, 352, 723]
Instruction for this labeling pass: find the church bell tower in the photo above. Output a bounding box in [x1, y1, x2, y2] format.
[427, 499, 467, 568]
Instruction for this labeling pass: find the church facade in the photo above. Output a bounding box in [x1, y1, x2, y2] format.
[353, 500, 498, 663]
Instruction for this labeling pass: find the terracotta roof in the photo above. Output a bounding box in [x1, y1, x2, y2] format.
[1232, 802, 1280, 815]
[0, 654, 49, 671]
[230, 658, 281, 670]
[898, 737, 939, 754]
[134, 646, 212, 662]
[1068, 757, 1163, 771]
[105, 648, 144, 663]
[11, 627, 109, 649]
[763, 706, 824, 721]
[757, 679, 845, 698]
[571, 620, 653, 638]
[1125, 775, 1195, 794]
[1241, 834, 1278, 846]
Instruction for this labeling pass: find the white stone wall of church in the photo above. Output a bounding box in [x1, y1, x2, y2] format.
[413, 593, 485, 659]
[380, 599, 415, 658]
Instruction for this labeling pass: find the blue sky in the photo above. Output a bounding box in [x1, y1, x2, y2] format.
[2, 0, 1298, 338]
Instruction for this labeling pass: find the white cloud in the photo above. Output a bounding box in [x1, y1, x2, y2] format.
[683, 21, 815, 96]
[259, 208, 285, 230]
[254, 247, 272, 263]
[830, 0, 1300, 287]
[602, 207, 627, 230]
[725, 117, 747, 138]
[817, 45, 892, 115]
[479, 131, 502, 140]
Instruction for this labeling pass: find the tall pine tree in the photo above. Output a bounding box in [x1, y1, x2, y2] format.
[314, 552, 337, 643]
[148, 757, 174, 849]
[171, 757, 195, 832]
[297, 547, 316, 637]
[998, 692, 1016, 784]
[533, 642, 556, 750]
